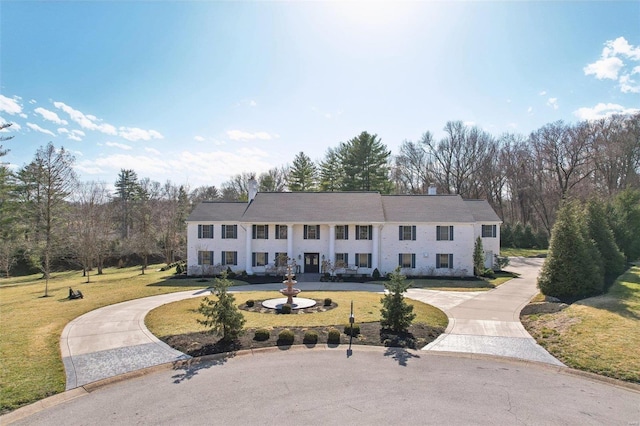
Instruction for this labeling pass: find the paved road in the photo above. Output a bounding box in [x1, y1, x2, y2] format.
[8, 348, 640, 425]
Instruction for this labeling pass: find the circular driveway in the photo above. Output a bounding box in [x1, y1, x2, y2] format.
[10, 347, 640, 425]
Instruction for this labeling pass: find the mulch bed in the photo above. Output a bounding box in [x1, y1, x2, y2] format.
[163, 322, 445, 357]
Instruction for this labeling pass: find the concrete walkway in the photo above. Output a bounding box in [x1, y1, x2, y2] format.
[60, 257, 560, 390]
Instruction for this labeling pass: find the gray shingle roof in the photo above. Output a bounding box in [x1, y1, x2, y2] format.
[186, 192, 501, 224]
[382, 195, 475, 222]
[187, 202, 247, 222]
[242, 192, 385, 223]
[464, 200, 502, 222]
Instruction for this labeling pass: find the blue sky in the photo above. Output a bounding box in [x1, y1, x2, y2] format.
[1, 1, 639, 190]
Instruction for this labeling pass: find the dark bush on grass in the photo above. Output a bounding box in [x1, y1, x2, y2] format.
[280, 303, 292, 314]
[343, 323, 360, 336]
[278, 329, 295, 345]
[246, 299, 255, 307]
[327, 327, 341, 344]
[254, 328, 270, 341]
[303, 330, 318, 344]
[323, 297, 332, 306]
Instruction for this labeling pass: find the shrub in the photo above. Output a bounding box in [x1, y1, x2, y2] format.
[246, 299, 255, 307]
[481, 269, 495, 279]
[380, 268, 415, 333]
[327, 327, 341, 344]
[277, 329, 295, 345]
[323, 297, 332, 306]
[303, 330, 318, 344]
[175, 263, 183, 274]
[372, 268, 381, 279]
[254, 328, 270, 341]
[280, 303, 292, 314]
[226, 266, 236, 279]
[343, 323, 360, 336]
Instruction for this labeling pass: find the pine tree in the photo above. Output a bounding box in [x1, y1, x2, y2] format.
[340, 132, 392, 193]
[198, 272, 246, 341]
[609, 189, 640, 263]
[318, 147, 344, 191]
[380, 268, 416, 333]
[538, 200, 604, 300]
[114, 169, 139, 239]
[586, 198, 625, 286]
[286, 152, 317, 191]
[473, 236, 485, 276]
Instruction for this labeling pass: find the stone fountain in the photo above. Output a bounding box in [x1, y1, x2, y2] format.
[261, 264, 317, 310]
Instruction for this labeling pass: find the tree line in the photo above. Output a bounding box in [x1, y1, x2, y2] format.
[0, 115, 638, 287]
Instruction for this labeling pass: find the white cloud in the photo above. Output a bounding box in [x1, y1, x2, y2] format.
[58, 128, 69, 134]
[145, 147, 161, 155]
[53, 101, 117, 135]
[583, 56, 624, 80]
[29, 99, 37, 104]
[27, 122, 56, 137]
[19, 113, 27, 119]
[507, 123, 518, 129]
[527, 106, 533, 114]
[67, 130, 86, 141]
[547, 98, 559, 110]
[194, 135, 205, 142]
[538, 91, 547, 96]
[34, 107, 68, 125]
[249, 100, 257, 107]
[118, 127, 163, 142]
[574, 103, 640, 121]
[105, 141, 133, 150]
[0, 95, 22, 115]
[463, 121, 476, 127]
[584, 36, 640, 93]
[1, 121, 21, 131]
[226, 130, 274, 141]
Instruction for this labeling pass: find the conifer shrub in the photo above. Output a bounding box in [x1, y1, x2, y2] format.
[280, 303, 292, 314]
[323, 297, 332, 306]
[277, 329, 295, 345]
[303, 330, 318, 344]
[246, 299, 255, 307]
[343, 323, 360, 336]
[254, 328, 270, 341]
[327, 327, 341, 344]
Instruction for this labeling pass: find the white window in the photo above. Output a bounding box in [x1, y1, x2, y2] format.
[222, 251, 237, 266]
[356, 225, 372, 240]
[252, 252, 268, 267]
[197, 251, 214, 265]
[436, 253, 454, 269]
[399, 253, 416, 268]
[482, 224, 497, 238]
[304, 225, 320, 240]
[222, 224, 237, 239]
[198, 225, 214, 239]
[436, 226, 454, 241]
[275, 225, 288, 240]
[399, 225, 416, 241]
[335, 225, 349, 240]
[355, 253, 372, 268]
[252, 224, 269, 239]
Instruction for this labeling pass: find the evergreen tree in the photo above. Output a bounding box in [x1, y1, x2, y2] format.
[538, 200, 604, 300]
[286, 152, 317, 191]
[0, 162, 19, 277]
[340, 131, 392, 193]
[380, 268, 416, 333]
[114, 169, 139, 239]
[198, 272, 246, 341]
[318, 147, 345, 191]
[586, 198, 625, 286]
[473, 236, 485, 276]
[609, 189, 640, 263]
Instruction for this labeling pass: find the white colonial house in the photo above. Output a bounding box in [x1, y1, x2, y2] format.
[186, 184, 501, 278]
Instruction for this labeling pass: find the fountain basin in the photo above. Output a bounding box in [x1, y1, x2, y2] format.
[261, 297, 317, 310]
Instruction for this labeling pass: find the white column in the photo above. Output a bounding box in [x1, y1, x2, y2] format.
[245, 225, 253, 274]
[329, 225, 335, 264]
[372, 224, 380, 272]
[287, 224, 294, 260]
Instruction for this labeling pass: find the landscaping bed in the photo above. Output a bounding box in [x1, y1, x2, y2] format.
[163, 322, 444, 357]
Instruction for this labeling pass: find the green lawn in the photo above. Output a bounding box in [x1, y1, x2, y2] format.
[0, 266, 210, 414]
[146, 291, 449, 338]
[521, 266, 640, 383]
[500, 247, 548, 258]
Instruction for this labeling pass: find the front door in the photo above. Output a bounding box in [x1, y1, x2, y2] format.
[304, 253, 320, 273]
